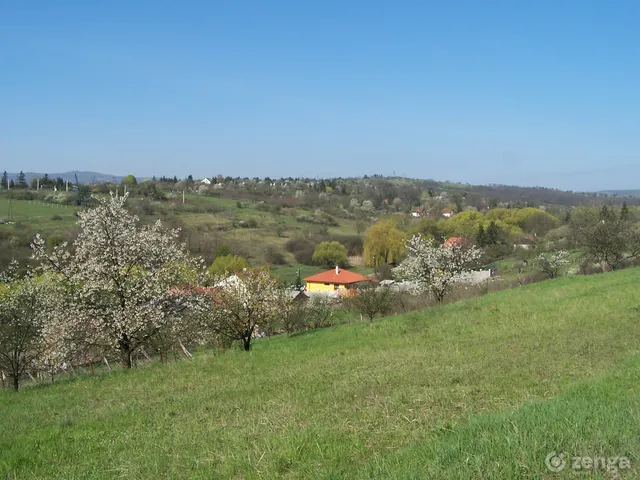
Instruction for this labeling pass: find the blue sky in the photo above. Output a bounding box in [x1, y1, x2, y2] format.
[1, 1, 639, 191]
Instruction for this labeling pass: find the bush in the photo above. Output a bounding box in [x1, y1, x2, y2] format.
[215, 243, 231, 257]
[294, 246, 315, 265]
[376, 263, 394, 281]
[312, 241, 347, 267]
[329, 235, 363, 256]
[236, 219, 258, 228]
[348, 284, 398, 321]
[295, 211, 338, 226]
[207, 255, 250, 276]
[285, 237, 317, 265]
[51, 214, 63, 221]
[265, 246, 286, 265]
[285, 237, 311, 253]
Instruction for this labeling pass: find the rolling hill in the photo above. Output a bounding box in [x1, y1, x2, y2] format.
[5, 171, 125, 184]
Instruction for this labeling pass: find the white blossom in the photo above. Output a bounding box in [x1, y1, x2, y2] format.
[394, 235, 482, 302]
[202, 269, 283, 350]
[31, 193, 207, 368]
[536, 250, 570, 279]
[0, 268, 55, 390]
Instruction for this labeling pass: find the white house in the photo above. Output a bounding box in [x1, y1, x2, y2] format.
[442, 208, 454, 218]
[200, 178, 212, 185]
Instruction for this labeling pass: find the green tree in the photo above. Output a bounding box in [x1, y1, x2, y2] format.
[363, 221, 406, 266]
[312, 241, 348, 267]
[348, 283, 397, 321]
[1, 171, 7, 189]
[476, 224, 487, 246]
[450, 192, 464, 213]
[621, 202, 630, 221]
[485, 220, 501, 245]
[208, 255, 250, 276]
[17, 171, 27, 189]
[122, 174, 138, 186]
[570, 205, 629, 271]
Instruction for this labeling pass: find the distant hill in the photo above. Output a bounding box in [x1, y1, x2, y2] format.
[598, 189, 640, 197]
[5, 171, 125, 184]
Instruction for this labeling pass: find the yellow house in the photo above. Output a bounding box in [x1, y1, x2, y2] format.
[304, 266, 376, 296]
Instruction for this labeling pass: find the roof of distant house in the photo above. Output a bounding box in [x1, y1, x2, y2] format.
[304, 267, 376, 285]
[443, 237, 467, 247]
[442, 208, 454, 214]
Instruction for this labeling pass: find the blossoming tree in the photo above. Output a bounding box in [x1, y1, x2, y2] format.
[536, 250, 570, 278]
[0, 262, 52, 390]
[31, 193, 206, 368]
[203, 268, 282, 351]
[394, 235, 482, 302]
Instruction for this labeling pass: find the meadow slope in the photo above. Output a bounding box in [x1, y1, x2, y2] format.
[2, 270, 640, 478]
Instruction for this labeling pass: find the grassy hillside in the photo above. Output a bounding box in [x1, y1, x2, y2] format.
[0, 198, 76, 224]
[2, 270, 640, 478]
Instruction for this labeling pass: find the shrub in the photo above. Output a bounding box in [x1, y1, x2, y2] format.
[51, 214, 63, 221]
[312, 241, 348, 267]
[208, 255, 250, 276]
[285, 237, 311, 253]
[376, 263, 394, 281]
[329, 235, 363, 256]
[265, 246, 286, 265]
[294, 246, 315, 265]
[348, 284, 398, 321]
[215, 243, 231, 257]
[236, 219, 258, 228]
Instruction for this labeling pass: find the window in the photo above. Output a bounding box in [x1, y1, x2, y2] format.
[334, 284, 339, 290]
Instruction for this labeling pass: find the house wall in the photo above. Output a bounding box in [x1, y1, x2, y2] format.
[306, 282, 351, 294]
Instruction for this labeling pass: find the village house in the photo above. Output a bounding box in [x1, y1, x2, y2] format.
[442, 208, 455, 218]
[304, 266, 376, 297]
[443, 236, 468, 248]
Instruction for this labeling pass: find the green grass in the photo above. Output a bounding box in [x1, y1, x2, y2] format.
[2, 270, 640, 478]
[0, 198, 77, 223]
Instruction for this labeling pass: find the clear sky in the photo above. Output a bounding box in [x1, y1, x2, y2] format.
[1, 1, 639, 191]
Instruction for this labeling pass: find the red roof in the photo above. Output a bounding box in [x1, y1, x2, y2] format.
[304, 267, 376, 285]
[443, 237, 467, 248]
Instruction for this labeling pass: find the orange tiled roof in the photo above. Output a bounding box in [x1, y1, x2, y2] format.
[304, 268, 376, 285]
[443, 237, 466, 247]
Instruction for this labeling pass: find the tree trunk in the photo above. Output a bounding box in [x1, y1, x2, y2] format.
[13, 374, 19, 391]
[242, 337, 252, 351]
[124, 349, 132, 368]
[120, 335, 133, 368]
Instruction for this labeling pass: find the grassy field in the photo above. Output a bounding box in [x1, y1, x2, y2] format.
[0, 198, 77, 224]
[2, 269, 640, 478]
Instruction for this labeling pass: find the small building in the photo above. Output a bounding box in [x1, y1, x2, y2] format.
[442, 208, 454, 218]
[443, 236, 468, 248]
[304, 266, 376, 296]
[411, 207, 424, 218]
[200, 178, 212, 185]
[290, 290, 309, 302]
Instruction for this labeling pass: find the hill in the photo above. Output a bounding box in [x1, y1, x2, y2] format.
[2, 270, 640, 478]
[5, 171, 125, 184]
[599, 189, 640, 197]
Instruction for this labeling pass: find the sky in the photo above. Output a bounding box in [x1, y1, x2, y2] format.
[1, 1, 639, 191]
